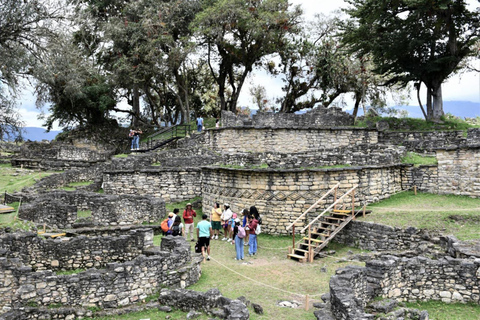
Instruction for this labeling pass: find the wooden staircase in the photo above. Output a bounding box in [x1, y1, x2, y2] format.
[286, 184, 370, 263]
[287, 210, 357, 262]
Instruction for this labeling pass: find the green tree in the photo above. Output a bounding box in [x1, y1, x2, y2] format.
[194, 0, 302, 112]
[34, 37, 117, 130]
[342, 0, 480, 121]
[0, 0, 64, 138]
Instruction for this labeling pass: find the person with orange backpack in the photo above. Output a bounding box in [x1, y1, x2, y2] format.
[161, 212, 175, 235]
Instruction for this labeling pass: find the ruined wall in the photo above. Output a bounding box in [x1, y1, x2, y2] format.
[370, 255, 480, 304]
[403, 165, 439, 193]
[335, 221, 437, 253]
[220, 107, 353, 128]
[0, 237, 201, 314]
[0, 229, 152, 271]
[202, 166, 405, 235]
[204, 127, 378, 154]
[12, 142, 114, 170]
[436, 146, 480, 198]
[20, 191, 165, 228]
[103, 168, 202, 203]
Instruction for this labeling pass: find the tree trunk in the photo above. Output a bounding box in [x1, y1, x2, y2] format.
[352, 92, 362, 125]
[431, 83, 444, 121]
[415, 82, 428, 120]
[132, 84, 140, 128]
[426, 87, 433, 121]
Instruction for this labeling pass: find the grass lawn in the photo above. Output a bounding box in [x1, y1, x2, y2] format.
[150, 199, 367, 320]
[401, 152, 438, 166]
[404, 301, 480, 320]
[0, 163, 58, 193]
[363, 191, 480, 240]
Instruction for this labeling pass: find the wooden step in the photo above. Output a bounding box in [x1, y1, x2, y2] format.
[333, 209, 352, 214]
[303, 237, 324, 243]
[287, 253, 308, 262]
[318, 221, 340, 227]
[294, 248, 309, 253]
[311, 232, 330, 237]
[323, 216, 346, 221]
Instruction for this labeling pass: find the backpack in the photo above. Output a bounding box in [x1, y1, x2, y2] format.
[195, 241, 202, 253]
[161, 218, 169, 233]
[171, 224, 181, 236]
[237, 226, 246, 239]
[128, 131, 134, 138]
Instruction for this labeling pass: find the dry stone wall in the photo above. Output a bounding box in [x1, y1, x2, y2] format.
[0, 236, 202, 315]
[202, 166, 405, 235]
[203, 127, 378, 154]
[20, 191, 165, 228]
[335, 221, 438, 253]
[0, 229, 152, 271]
[103, 168, 202, 202]
[221, 107, 353, 128]
[436, 146, 480, 198]
[12, 142, 114, 170]
[369, 255, 480, 304]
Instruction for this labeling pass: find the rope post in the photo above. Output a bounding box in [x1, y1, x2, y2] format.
[3, 191, 6, 205]
[292, 225, 295, 250]
[363, 203, 366, 218]
[43, 223, 46, 233]
[305, 294, 309, 311]
[414, 185, 417, 196]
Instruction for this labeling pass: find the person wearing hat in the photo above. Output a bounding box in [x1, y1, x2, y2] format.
[165, 212, 175, 235]
[183, 203, 197, 241]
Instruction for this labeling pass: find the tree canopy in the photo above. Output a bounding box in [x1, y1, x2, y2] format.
[342, 0, 480, 121]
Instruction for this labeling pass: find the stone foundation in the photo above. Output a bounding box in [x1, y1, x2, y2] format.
[202, 165, 405, 235]
[103, 168, 202, 203]
[437, 146, 480, 198]
[204, 127, 378, 154]
[0, 236, 202, 315]
[0, 229, 153, 271]
[20, 191, 165, 228]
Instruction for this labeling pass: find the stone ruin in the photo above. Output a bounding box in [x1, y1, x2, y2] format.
[3, 108, 480, 319]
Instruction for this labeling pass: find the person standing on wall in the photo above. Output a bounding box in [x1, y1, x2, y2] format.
[196, 115, 204, 132]
[183, 202, 197, 242]
[210, 202, 222, 240]
[133, 128, 142, 150]
[196, 214, 212, 261]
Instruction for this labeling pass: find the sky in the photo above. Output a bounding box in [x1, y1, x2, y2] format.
[18, 0, 480, 129]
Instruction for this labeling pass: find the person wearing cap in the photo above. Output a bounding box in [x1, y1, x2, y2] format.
[233, 218, 245, 260]
[196, 214, 212, 261]
[220, 203, 233, 241]
[183, 203, 197, 242]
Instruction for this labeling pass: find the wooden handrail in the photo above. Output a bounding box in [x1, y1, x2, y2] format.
[301, 185, 357, 233]
[286, 182, 340, 231]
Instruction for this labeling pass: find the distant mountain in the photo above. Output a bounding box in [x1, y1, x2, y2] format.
[22, 127, 61, 141]
[353, 100, 480, 118]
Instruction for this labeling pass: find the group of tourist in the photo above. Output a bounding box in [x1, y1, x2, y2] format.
[210, 203, 261, 260]
[163, 202, 262, 262]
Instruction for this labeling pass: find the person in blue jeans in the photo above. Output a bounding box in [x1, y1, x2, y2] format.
[233, 218, 245, 260]
[247, 214, 258, 256]
[196, 116, 204, 132]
